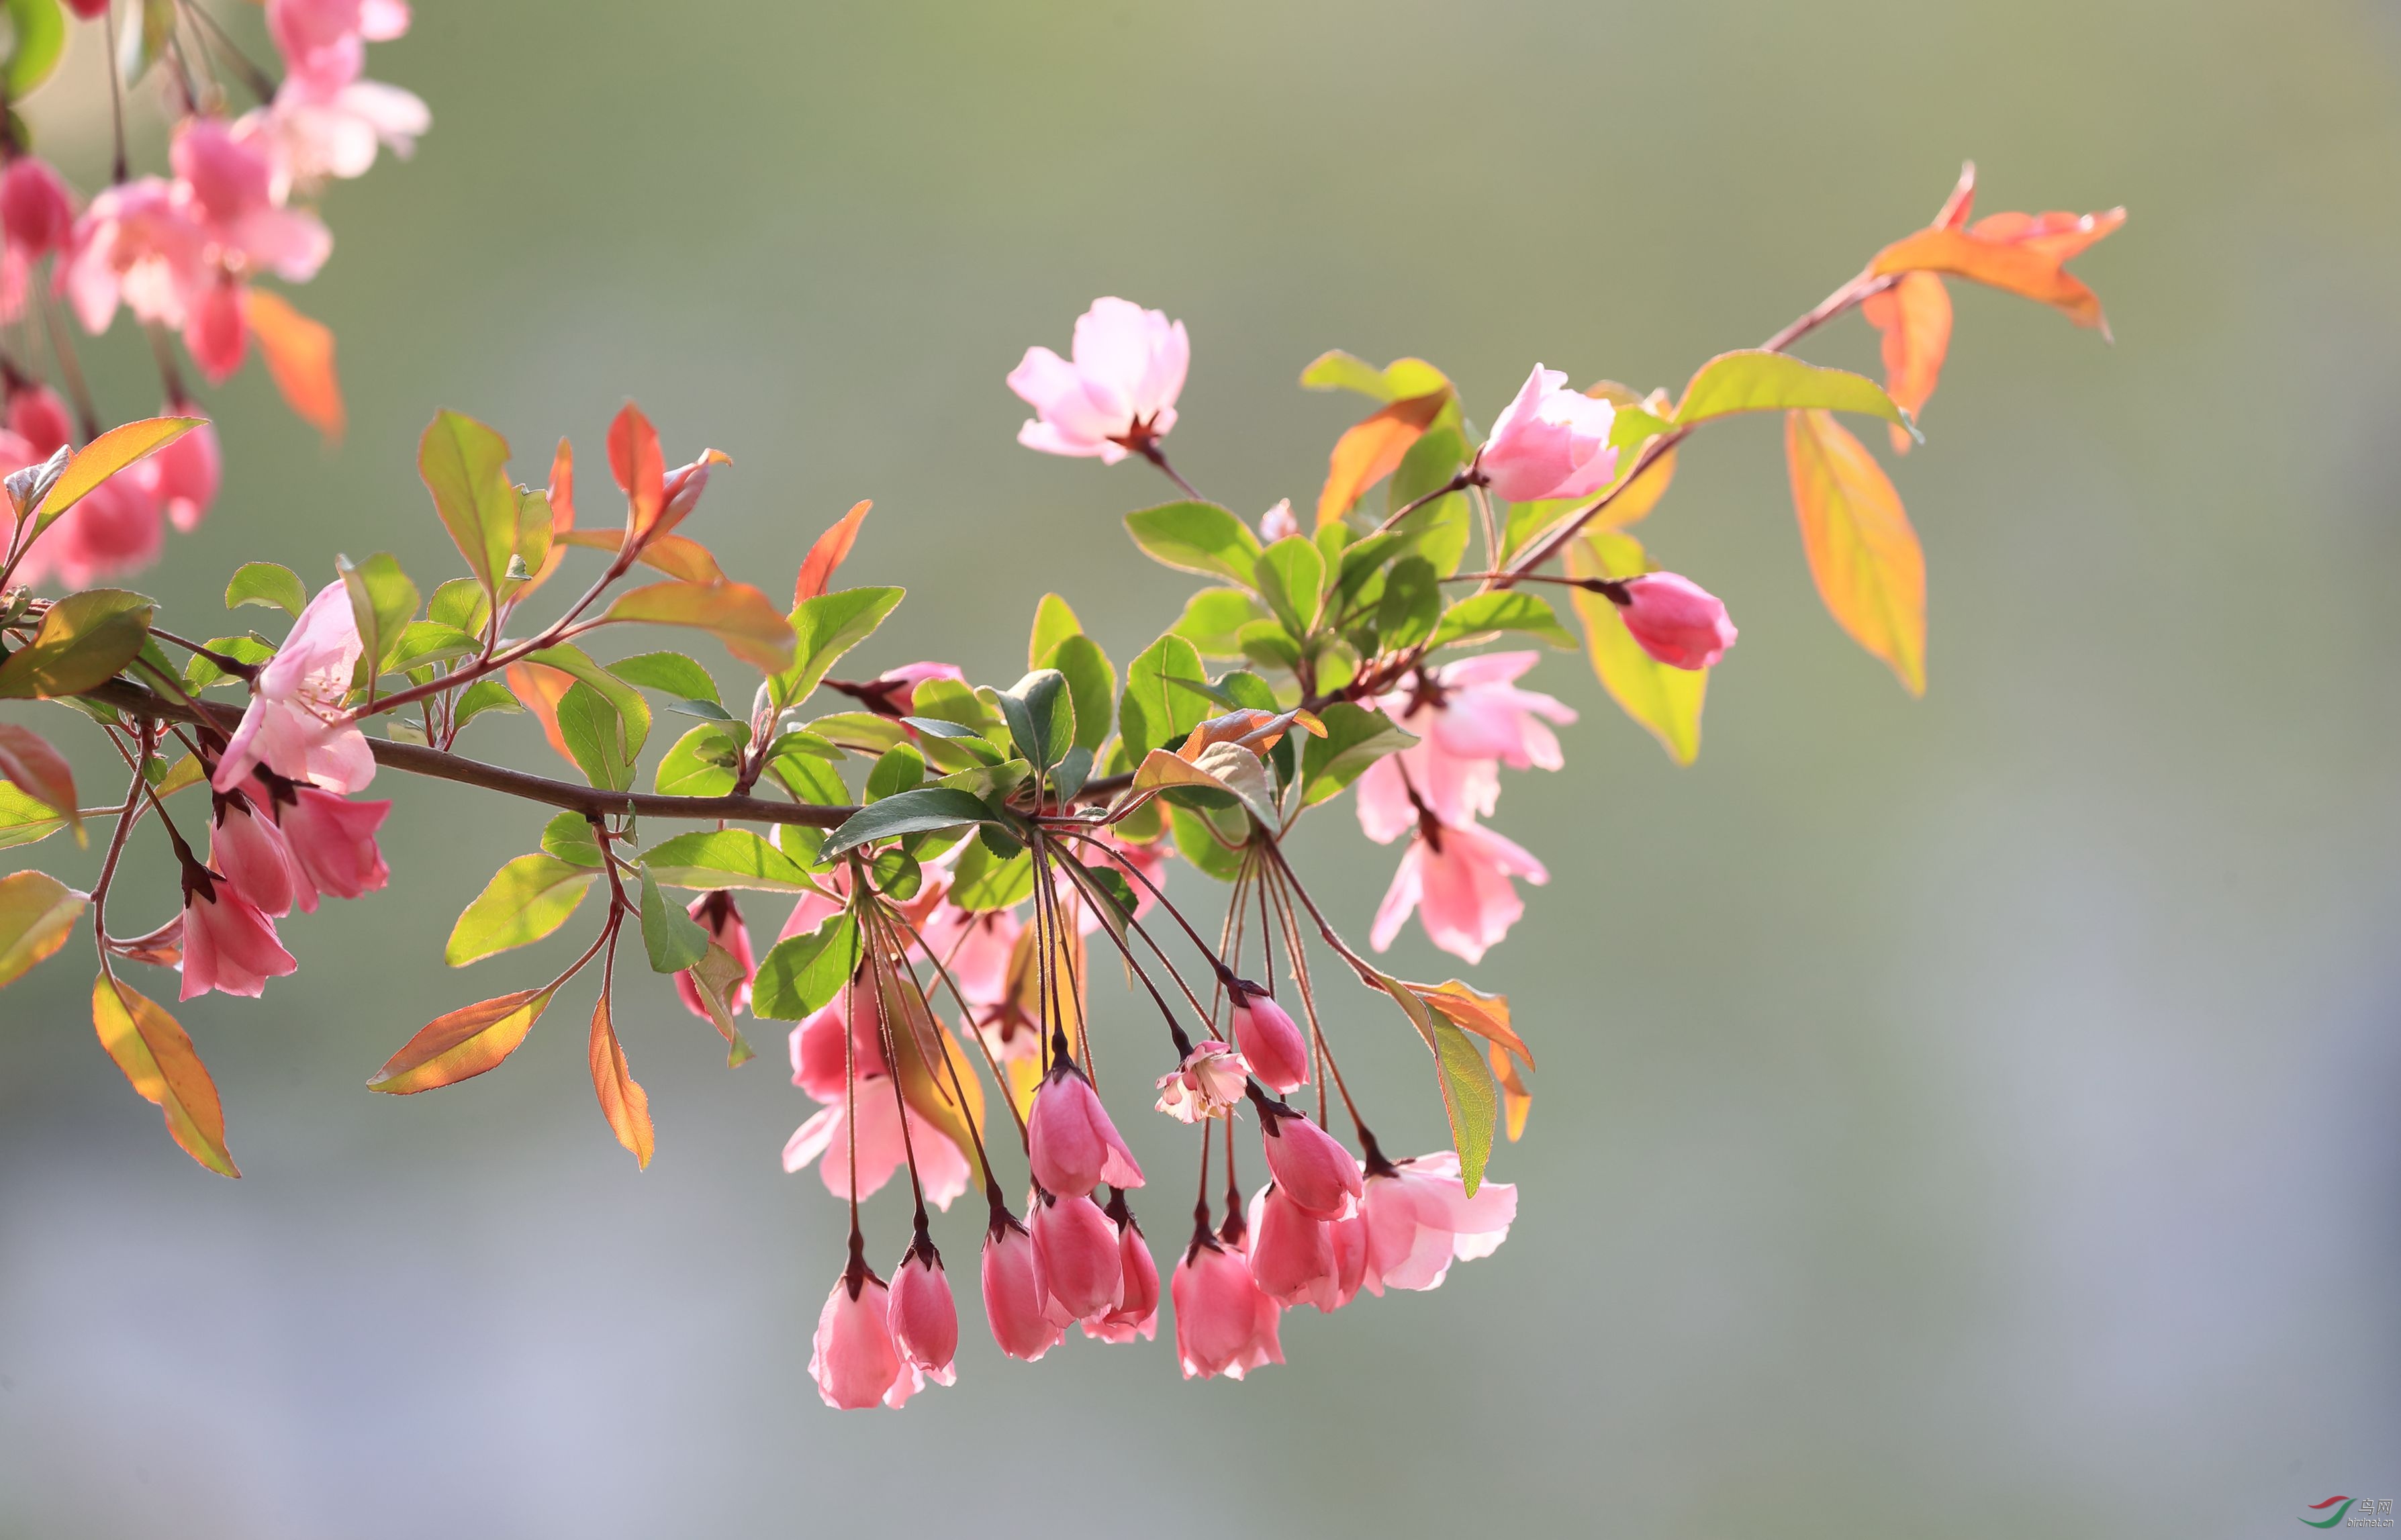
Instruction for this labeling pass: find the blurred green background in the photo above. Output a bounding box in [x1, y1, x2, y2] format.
[3, 1, 2398, 1535]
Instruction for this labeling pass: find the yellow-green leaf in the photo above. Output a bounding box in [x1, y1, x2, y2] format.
[1784, 408, 1926, 695]
[1675, 350, 1914, 436]
[0, 722, 81, 844]
[0, 870, 83, 985]
[1566, 529, 1709, 765]
[1374, 970, 1497, 1196]
[31, 418, 201, 535]
[0, 589, 153, 699]
[91, 972, 238, 1177]
[444, 854, 596, 966]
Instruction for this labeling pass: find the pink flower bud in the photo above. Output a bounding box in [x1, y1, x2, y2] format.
[1327, 1208, 1370, 1310]
[1155, 1039, 1249, 1124]
[179, 868, 297, 1000]
[673, 889, 755, 1021]
[0, 156, 75, 257]
[152, 410, 221, 532]
[1360, 1151, 1519, 1295]
[1246, 1183, 1339, 1310]
[1026, 1062, 1143, 1198]
[1477, 365, 1618, 503]
[1230, 990, 1309, 1094]
[1258, 1108, 1362, 1221]
[1006, 297, 1188, 463]
[184, 279, 249, 385]
[886, 1247, 958, 1386]
[808, 1269, 917, 1410]
[1084, 1202, 1158, 1343]
[1170, 1239, 1282, 1380]
[7, 385, 72, 458]
[1616, 572, 1738, 671]
[40, 474, 163, 589]
[274, 784, 389, 910]
[980, 1214, 1063, 1361]
[210, 791, 300, 918]
[1031, 1188, 1123, 1326]
[1258, 498, 1299, 542]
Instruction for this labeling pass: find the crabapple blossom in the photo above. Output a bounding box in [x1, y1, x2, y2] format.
[887, 1246, 959, 1386]
[0, 156, 75, 257]
[39, 475, 164, 589]
[1615, 571, 1739, 669]
[1258, 1107, 1363, 1221]
[1031, 1188, 1124, 1325]
[809, 1271, 918, 1410]
[1247, 1184, 1340, 1311]
[1360, 1151, 1519, 1295]
[782, 1000, 972, 1210]
[1476, 364, 1619, 503]
[61, 179, 206, 338]
[1369, 813, 1549, 966]
[150, 410, 222, 532]
[1084, 1201, 1160, 1343]
[178, 866, 297, 1000]
[1027, 1061, 1144, 1198]
[1357, 651, 1576, 836]
[209, 791, 301, 918]
[6, 384, 72, 456]
[214, 580, 376, 796]
[981, 1214, 1064, 1361]
[1172, 1240, 1283, 1381]
[1007, 297, 1188, 463]
[275, 784, 391, 909]
[1258, 497, 1300, 542]
[1229, 988, 1309, 1094]
[1155, 1039, 1249, 1124]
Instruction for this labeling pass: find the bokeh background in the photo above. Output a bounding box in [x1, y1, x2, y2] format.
[3, 1, 2398, 1535]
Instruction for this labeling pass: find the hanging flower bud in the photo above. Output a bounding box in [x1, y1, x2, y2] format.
[1027, 1060, 1144, 1197]
[1615, 572, 1738, 670]
[1155, 1039, 1249, 1124]
[7, 383, 73, 458]
[980, 1212, 1063, 1361]
[1084, 1195, 1158, 1343]
[672, 889, 754, 1020]
[151, 409, 221, 532]
[808, 1268, 918, 1410]
[1031, 1188, 1123, 1326]
[179, 864, 297, 1000]
[1258, 1106, 1363, 1221]
[886, 1242, 958, 1387]
[0, 156, 75, 258]
[1246, 1183, 1340, 1310]
[1230, 988, 1309, 1094]
[1360, 1151, 1519, 1294]
[276, 784, 390, 910]
[1476, 364, 1618, 503]
[1170, 1239, 1283, 1380]
[209, 789, 301, 918]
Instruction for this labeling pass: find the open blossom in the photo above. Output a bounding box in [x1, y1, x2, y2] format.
[782, 997, 971, 1210]
[179, 866, 297, 1000]
[1615, 572, 1738, 670]
[1360, 1151, 1518, 1295]
[810, 1270, 919, 1410]
[0, 156, 75, 258]
[886, 1246, 958, 1387]
[1358, 651, 1576, 838]
[1084, 1200, 1159, 1343]
[214, 579, 375, 796]
[1155, 1039, 1248, 1124]
[1247, 1184, 1340, 1311]
[61, 179, 206, 337]
[210, 791, 301, 918]
[1007, 297, 1188, 463]
[1258, 1108, 1363, 1221]
[1369, 812, 1548, 966]
[1476, 364, 1618, 503]
[1229, 989, 1309, 1095]
[171, 119, 333, 381]
[1172, 1240, 1282, 1380]
[1031, 1189, 1124, 1325]
[982, 1214, 1064, 1361]
[1027, 1061, 1144, 1198]
[673, 890, 755, 1021]
[244, 68, 427, 200]
[277, 783, 389, 908]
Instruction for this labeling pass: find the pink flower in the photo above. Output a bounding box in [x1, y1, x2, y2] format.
[673, 890, 755, 1020]
[1154, 1039, 1248, 1124]
[809, 1269, 919, 1410]
[1369, 814, 1548, 966]
[1246, 1183, 1339, 1310]
[1476, 364, 1618, 503]
[1615, 572, 1738, 670]
[782, 998, 972, 1210]
[275, 783, 389, 909]
[1, 156, 75, 257]
[1026, 1061, 1144, 1198]
[1360, 1151, 1518, 1295]
[886, 1244, 958, 1387]
[150, 409, 221, 532]
[1258, 1106, 1362, 1221]
[1327, 1208, 1371, 1310]
[981, 1214, 1064, 1361]
[1031, 1188, 1123, 1325]
[244, 72, 428, 199]
[1356, 651, 1575, 840]
[209, 790, 301, 917]
[908, 894, 1017, 1011]
[1229, 989, 1309, 1095]
[265, 0, 410, 92]
[179, 865, 297, 1000]
[172, 119, 333, 287]
[1006, 297, 1188, 463]
[1084, 1199, 1159, 1343]
[213, 579, 375, 795]
[7, 384, 72, 458]
[61, 179, 208, 337]
[1170, 1239, 1282, 1380]
[38, 473, 163, 588]
[1258, 498, 1299, 542]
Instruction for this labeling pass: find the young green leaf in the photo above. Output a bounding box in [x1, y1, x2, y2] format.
[1675, 350, 1916, 436]
[0, 589, 153, 699]
[1040, 633, 1116, 753]
[948, 838, 1035, 911]
[865, 743, 927, 802]
[1427, 591, 1576, 651]
[610, 650, 722, 705]
[1300, 701, 1417, 806]
[998, 669, 1072, 769]
[1254, 535, 1327, 636]
[1377, 972, 1498, 1196]
[453, 677, 520, 732]
[653, 723, 743, 798]
[1170, 587, 1269, 657]
[30, 418, 199, 538]
[1122, 501, 1263, 588]
[773, 586, 904, 710]
[1118, 633, 1210, 763]
[1027, 591, 1081, 668]
[643, 828, 820, 892]
[540, 810, 606, 867]
[224, 562, 307, 618]
[637, 866, 710, 973]
[0, 782, 68, 850]
[444, 853, 597, 966]
[525, 644, 652, 758]
[751, 910, 859, 1020]
[554, 680, 633, 791]
[1376, 556, 1442, 651]
[427, 575, 490, 634]
[820, 786, 995, 857]
[418, 410, 527, 595]
[382, 621, 475, 675]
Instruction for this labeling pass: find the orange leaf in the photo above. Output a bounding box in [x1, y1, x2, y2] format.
[1785, 409, 1926, 695]
[1860, 272, 1952, 455]
[607, 402, 665, 536]
[1871, 204, 2126, 336]
[553, 528, 726, 585]
[1489, 1042, 1531, 1143]
[32, 417, 202, 530]
[504, 661, 577, 767]
[91, 972, 238, 1176]
[794, 499, 872, 604]
[241, 289, 344, 441]
[1315, 391, 1447, 528]
[369, 987, 555, 1094]
[588, 995, 655, 1169]
[602, 579, 798, 672]
[522, 438, 577, 594]
[1408, 979, 1536, 1069]
[0, 722, 81, 843]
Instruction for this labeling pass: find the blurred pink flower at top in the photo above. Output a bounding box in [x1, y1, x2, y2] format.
[61, 179, 207, 336]
[1007, 297, 1188, 463]
[173, 118, 333, 285]
[1476, 364, 1617, 503]
[1369, 812, 1548, 966]
[1357, 651, 1575, 839]
[266, 0, 410, 91]
[782, 996, 970, 1210]
[1615, 572, 1738, 671]
[243, 70, 427, 201]
[150, 409, 222, 533]
[809, 1270, 919, 1410]
[0, 156, 76, 258]
[908, 889, 1018, 1012]
[212, 579, 375, 794]
[1360, 1150, 1517, 1295]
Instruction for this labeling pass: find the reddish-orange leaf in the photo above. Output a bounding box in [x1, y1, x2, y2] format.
[587, 995, 655, 1169]
[522, 438, 579, 595]
[1785, 409, 1926, 695]
[794, 499, 872, 604]
[91, 972, 238, 1177]
[607, 402, 665, 536]
[1315, 391, 1448, 528]
[1489, 1042, 1532, 1143]
[1861, 272, 1952, 455]
[241, 289, 344, 442]
[504, 661, 577, 767]
[1871, 204, 2126, 337]
[602, 579, 798, 672]
[369, 987, 555, 1094]
[1409, 979, 1536, 1069]
[553, 528, 726, 585]
[0, 722, 81, 844]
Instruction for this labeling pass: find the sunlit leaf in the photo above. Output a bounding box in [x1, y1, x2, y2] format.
[553, 527, 726, 585]
[0, 588, 152, 699]
[637, 865, 709, 972]
[540, 810, 605, 867]
[555, 680, 632, 790]
[1040, 634, 1115, 753]
[771, 586, 904, 710]
[524, 644, 652, 758]
[0, 781, 67, 849]
[1427, 590, 1575, 650]
[1315, 390, 1449, 527]
[28, 418, 197, 542]
[1299, 700, 1415, 807]
[0, 869, 82, 985]
[445, 853, 597, 966]
[1171, 587, 1269, 657]
[91, 971, 237, 1175]
[643, 828, 820, 892]
[418, 410, 522, 595]
[1785, 408, 1926, 695]
[610, 649, 720, 705]
[876, 961, 991, 1185]
[794, 499, 872, 604]
[608, 401, 665, 537]
[1254, 535, 1326, 636]
[1299, 350, 1450, 404]
[587, 995, 655, 1169]
[1871, 203, 2127, 336]
[1675, 350, 1914, 436]
[751, 910, 858, 1020]
[1490, 1043, 1532, 1142]
[338, 551, 419, 682]
[1375, 971, 1497, 1196]
[821, 787, 995, 857]
[1123, 500, 1263, 587]
[1407, 978, 1535, 1068]
[602, 579, 797, 673]
[1027, 591, 1080, 669]
[224, 561, 306, 618]
[653, 722, 741, 798]
[0, 723, 80, 844]
[1861, 271, 1952, 454]
[3, 0, 68, 97]
[242, 290, 344, 440]
[1566, 529, 1708, 764]
[1117, 632, 1210, 763]
[369, 987, 556, 1094]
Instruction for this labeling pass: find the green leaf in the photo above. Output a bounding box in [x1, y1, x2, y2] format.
[3, 0, 66, 97]
[637, 867, 710, 973]
[444, 854, 596, 967]
[610, 649, 721, 706]
[654, 722, 743, 797]
[1040, 634, 1115, 753]
[820, 787, 995, 857]
[1117, 633, 1211, 763]
[1429, 591, 1576, 651]
[865, 743, 926, 802]
[427, 576, 490, 635]
[1375, 556, 1442, 651]
[1237, 620, 1302, 673]
[0, 869, 82, 987]
[751, 910, 859, 1020]
[998, 669, 1072, 769]
[181, 634, 276, 691]
[1674, 350, 1915, 435]
[418, 410, 535, 596]
[947, 837, 1035, 910]
[1171, 587, 1268, 657]
[1567, 529, 1708, 765]
[384, 620, 477, 675]
[643, 828, 819, 892]
[1050, 744, 1093, 801]
[540, 810, 604, 867]
[552, 681, 629, 790]
[525, 644, 651, 759]
[453, 677, 519, 732]
[1378, 973, 1499, 1196]
[1028, 592, 1081, 669]
[224, 562, 306, 619]
[765, 735, 850, 804]
[0, 588, 152, 699]
[1299, 350, 1451, 403]
[1301, 700, 1417, 806]
[773, 586, 904, 710]
[1388, 426, 1472, 576]
[867, 846, 923, 901]
[0, 781, 66, 849]
[1254, 535, 1327, 636]
[1123, 501, 1263, 588]
[1168, 802, 1246, 881]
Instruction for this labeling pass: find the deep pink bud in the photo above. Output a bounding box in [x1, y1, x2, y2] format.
[1247, 1183, 1339, 1310]
[152, 410, 221, 532]
[808, 1270, 916, 1410]
[185, 279, 248, 384]
[1230, 990, 1309, 1094]
[179, 869, 297, 1000]
[1170, 1239, 1282, 1380]
[1616, 572, 1738, 671]
[0, 156, 75, 257]
[1026, 1062, 1144, 1197]
[1031, 1188, 1123, 1325]
[887, 1247, 958, 1386]
[64, 0, 109, 20]
[210, 791, 300, 918]
[673, 889, 755, 1021]
[275, 785, 389, 911]
[7, 385, 72, 458]
[1477, 364, 1618, 503]
[1084, 1204, 1158, 1343]
[1258, 1108, 1363, 1220]
[980, 1215, 1063, 1361]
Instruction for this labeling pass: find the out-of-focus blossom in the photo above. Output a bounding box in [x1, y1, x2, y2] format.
[39, 473, 164, 588]
[1258, 497, 1299, 542]
[179, 865, 297, 1000]
[781, 996, 971, 1210]
[1031, 1188, 1123, 1325]
[214, 579, 375, 795]
[1171, 1239, 1282, 1380]
[7, 383, 71, 458]
[1007, 297, 1188, 463]
[265, 0, 410, 93]
[1229, 989, 1309, 1095]
[1027, 1061, 1144, 1198]
[886, 1245, 959, 1387]
[809, 1270, 918, 1410]
[1476, 364, 1618, 503]
[1360, 1151, 1518, 1295]
[150, 409, 222, 533]
[1615, 572, 1738, 670]
[1258, 1107, 1362, 1222]
[0, 155, 75, 258]
[1155, 1039, 1248, 1124]
[244, 72, 428, 201]
[982, 1214, 1064, 1361]
[673, 889, 755, 1020]
[61, 179, 207, 338]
